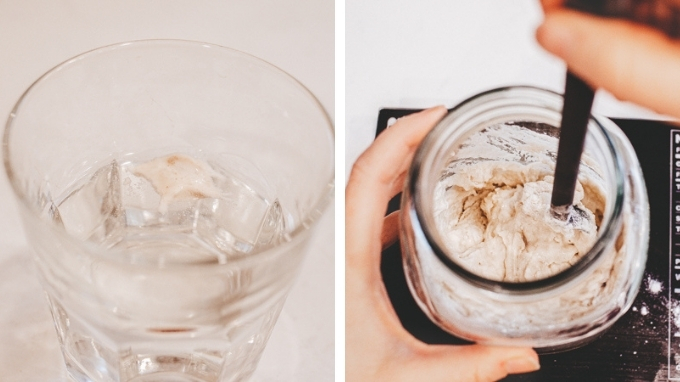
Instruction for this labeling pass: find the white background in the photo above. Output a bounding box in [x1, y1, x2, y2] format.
[345, 0, 662, 180]
[0, 1, 333, 381]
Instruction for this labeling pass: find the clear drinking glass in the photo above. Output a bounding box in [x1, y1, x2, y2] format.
[3, 40, 334, 381]
[400, 86, 649, 352]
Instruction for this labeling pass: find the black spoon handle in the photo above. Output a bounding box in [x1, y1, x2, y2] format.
[550, 71, 596, 210]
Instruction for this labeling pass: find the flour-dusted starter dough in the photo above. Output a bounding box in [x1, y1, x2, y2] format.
[437, 172, 599, 282]
[434, 123, 606, 282]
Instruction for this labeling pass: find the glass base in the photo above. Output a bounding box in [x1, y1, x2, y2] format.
[128, 373, 212, 382]
[48, 294, 283, 382]
[64, 351, 257, 382]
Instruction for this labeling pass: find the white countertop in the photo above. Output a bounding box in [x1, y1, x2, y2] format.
[0, 1, 334, 381]
[345, 0, 663, 180]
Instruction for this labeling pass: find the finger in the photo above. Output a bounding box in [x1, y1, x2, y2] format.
[398, 344, 540, 382]
[540, 0, 564, 12]
[381, 211, 400, 251]
[353, 106, 449, 201]
[346, 106, 448, 275]
[536, 9, 680, 119]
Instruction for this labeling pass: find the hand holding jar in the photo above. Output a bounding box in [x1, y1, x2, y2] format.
[345, 107, 540, 382]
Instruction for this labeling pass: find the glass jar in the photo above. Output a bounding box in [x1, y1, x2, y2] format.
[400, 86, 649, 352]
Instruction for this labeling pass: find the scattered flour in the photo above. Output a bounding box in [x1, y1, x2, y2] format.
[647, 276, 663, 295]
[640, 305, 649, 316]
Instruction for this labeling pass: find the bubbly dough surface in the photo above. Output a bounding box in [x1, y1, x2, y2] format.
[438, 172, 598, 282]
[433, 124, 604, 282]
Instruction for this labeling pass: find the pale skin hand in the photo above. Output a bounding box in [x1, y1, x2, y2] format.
[345, 106, 541, 382]
[536, 0, 680, 120]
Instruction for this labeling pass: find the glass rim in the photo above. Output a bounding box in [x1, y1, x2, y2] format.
[2, 39, 335, 267]
[408, 85, 625, 295]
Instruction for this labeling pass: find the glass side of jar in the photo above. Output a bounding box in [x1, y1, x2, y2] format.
[400, 87, 649, 352]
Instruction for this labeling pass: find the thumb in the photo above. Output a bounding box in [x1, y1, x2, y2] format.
[402, 344, 540, 382]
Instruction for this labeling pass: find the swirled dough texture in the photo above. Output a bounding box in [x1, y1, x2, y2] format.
[434, 123, 604, 282]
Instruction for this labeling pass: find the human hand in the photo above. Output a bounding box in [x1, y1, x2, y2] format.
[536, 0, 680, 120]
[345, 106, 541, 382]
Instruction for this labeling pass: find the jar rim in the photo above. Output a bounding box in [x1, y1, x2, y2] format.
[408, 86, 625, 295]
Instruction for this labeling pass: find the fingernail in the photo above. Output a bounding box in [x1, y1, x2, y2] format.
[503, 356, 540, 374]
[536, 16, 575, 59]
[420, 105, 446, 115]
[429, 105, 448, 116]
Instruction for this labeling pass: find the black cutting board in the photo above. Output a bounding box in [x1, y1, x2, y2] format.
[376, 109, 678, 381]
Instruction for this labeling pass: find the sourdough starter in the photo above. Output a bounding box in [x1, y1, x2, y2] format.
[434, 122, 616, 287]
